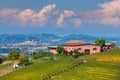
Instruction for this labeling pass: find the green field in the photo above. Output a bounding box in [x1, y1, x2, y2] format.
[0, 61, 14, 77]
[0, 56, 78, 80]
[52, 61, 120, 80]
[79, 48, 120, 63]
[0, 48, 120, 80]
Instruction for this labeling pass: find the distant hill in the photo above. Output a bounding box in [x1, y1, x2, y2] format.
[0, 34, 119, 47]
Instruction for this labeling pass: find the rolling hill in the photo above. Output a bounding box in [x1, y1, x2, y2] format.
[0, 34, 119, 47]
[0, 48, 120, 80]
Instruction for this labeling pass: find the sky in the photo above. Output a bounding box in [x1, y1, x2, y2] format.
[0, 0, 120, 37]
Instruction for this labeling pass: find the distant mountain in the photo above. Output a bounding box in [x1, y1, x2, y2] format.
[0, 34, 119, 47]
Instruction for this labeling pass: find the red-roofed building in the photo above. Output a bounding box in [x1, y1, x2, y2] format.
[49, 40, 101, 55]
[13, 61, 21, 68]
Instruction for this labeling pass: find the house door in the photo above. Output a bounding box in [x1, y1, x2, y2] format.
[85, 49, 90, 54]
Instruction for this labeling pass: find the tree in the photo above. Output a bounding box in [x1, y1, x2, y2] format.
[94, 38, 105, 47]
[31, 52, 39, 60]
[42, 52, 53, 57]
[0, 58, 2, 64]
[37, 50, 44, 57]
[8, 50, 19, 61]
[73, 49, 79, 54]
[19, 50, 29, 66]
[73, 49, 82, 58]
[0, 55, 7, 64]
[56, 46, 63, 54]
[110, 42, 116, 48]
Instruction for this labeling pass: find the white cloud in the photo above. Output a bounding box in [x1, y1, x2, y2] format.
[0, 4, 82, 27]
[57, 10, 75, 26]
[0, 9, 19, 16]
[15, 4, 57, 26]
[0, 9, 19, 24]
[84, 0, 120, 25]
[2, 0, 120, 27]
[15, 9, 35, 25]
[72, 18, 82, 26]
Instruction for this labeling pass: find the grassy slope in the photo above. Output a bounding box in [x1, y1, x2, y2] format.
[0, 48, 120, 80]
[79, 48, 120, 63]
[52, 61, 120, 80]
[0, 61, 13, 76]
[0, 56, 78, 80]
[52, 48, 120, 80]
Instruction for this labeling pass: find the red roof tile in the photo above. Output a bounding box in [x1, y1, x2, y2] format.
[14, 61, 20, 65]
[63, 40, 86, 46]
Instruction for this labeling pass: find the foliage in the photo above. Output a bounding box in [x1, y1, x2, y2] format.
[31, 52, 40, 60]
[31, 51, 53, 60]
[7, 50, 19, 61]
[56, 53, 69, 58]
[0, 58, 2, 64]
[73, 49, 79, 58]
[19, 50, 29, 65]
[73, 49, 79, 54]
[110, 42, 116, 48]
[0, 57, 77, 80]
[37, 50, 44, 57]
[56, 45, 63, 54]
[94, 38, 105, 47]
[73, 49, 83, 58]
[1, 48, 120, 80]
[0, 55, 7, 64]
[42, 52, 53, 57]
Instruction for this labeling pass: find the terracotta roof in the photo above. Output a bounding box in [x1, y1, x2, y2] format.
[14, 61, 20, 65]
[63, 40, 86, 46]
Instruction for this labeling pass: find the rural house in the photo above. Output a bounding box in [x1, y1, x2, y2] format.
[13, 61, 21, 68]
[49, 40, 101, 55]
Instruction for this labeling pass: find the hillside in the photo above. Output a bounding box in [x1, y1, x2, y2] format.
[53, 48, 120, 80]
[0, 48, 120, 80]
[0, 34, 119, 46]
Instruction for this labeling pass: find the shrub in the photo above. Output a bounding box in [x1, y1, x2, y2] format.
[42, 52, 53, 57]
[94, 38, 105, 48]
[73, 49, 83, 58]
[7, 50, 19, 61]
[19, 50, 29, 66]
[56, 46, 63, 54]
[31, 52, 40, 60]
[0, 55, 7, 64]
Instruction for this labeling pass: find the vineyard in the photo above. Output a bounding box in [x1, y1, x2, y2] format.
[52, 61, 120, 80]
[0, 56, 78, 80]
[0, 48, 120, 80]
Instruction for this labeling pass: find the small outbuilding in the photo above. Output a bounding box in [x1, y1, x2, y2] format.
[13, 61, 21, 68]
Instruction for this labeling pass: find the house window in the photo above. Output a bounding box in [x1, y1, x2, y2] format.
[78, 48, 82, 50]
[93, 48, 97, 50]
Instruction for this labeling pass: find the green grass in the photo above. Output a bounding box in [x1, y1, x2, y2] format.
[0, 61, 13, 76]
[0, 61, 12, 70]
[51, 61, 120, 80]
[51, 48, 120, 80]
[0, 56, 78, 80]
[0, 48, 120, 80]
[79, 48, 120, 63]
